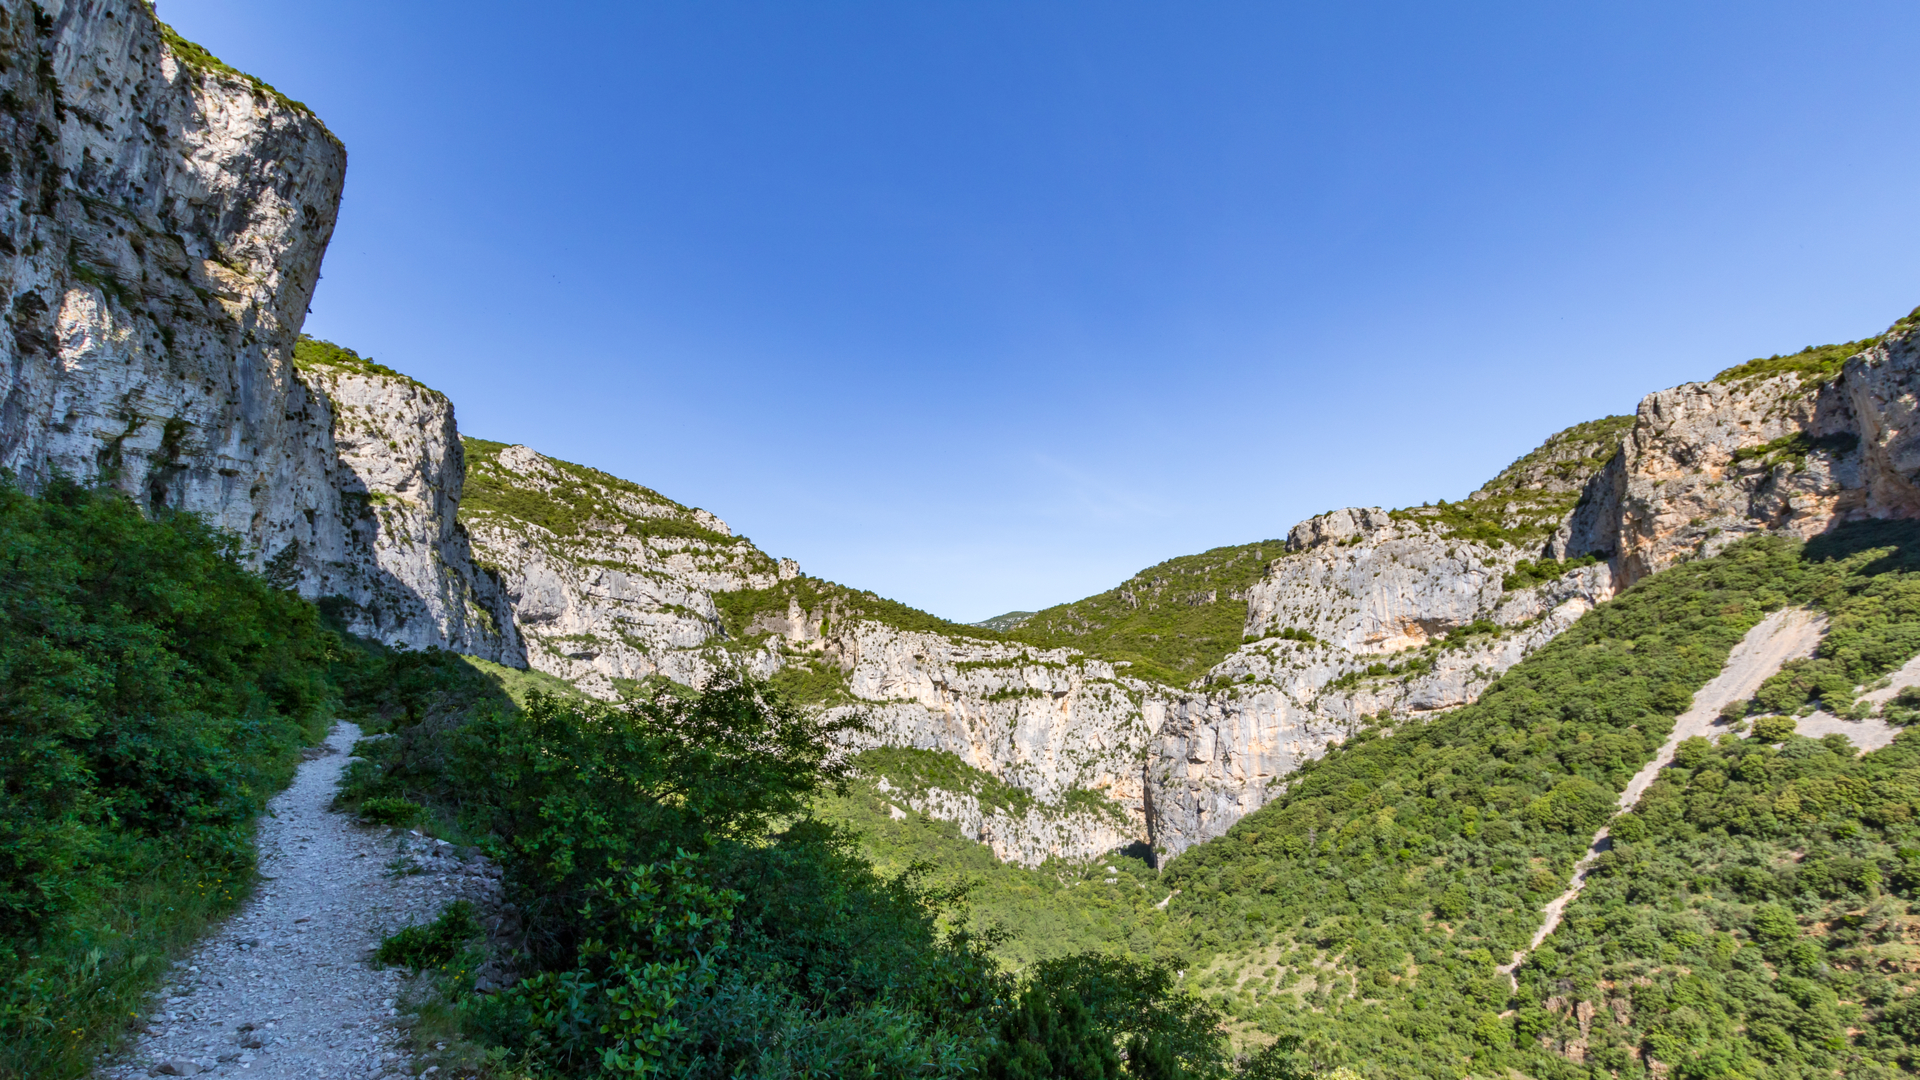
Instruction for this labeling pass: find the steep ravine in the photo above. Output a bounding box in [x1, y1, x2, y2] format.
[9, 1, 1920, 871]
[412, 312, 1920, 864]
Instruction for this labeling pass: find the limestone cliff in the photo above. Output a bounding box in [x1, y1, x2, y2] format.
[458, 439, 782, 697]
[0, 0, 343, 541]
[1559, 315, 1920, 584]
[284, 341, 520, 660]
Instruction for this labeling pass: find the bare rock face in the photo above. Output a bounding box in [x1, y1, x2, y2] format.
[283, 359, 521, 660]
[1144, 561, 1615, 853]
[0, 0, 344, 543]
[0, 2, 522, 661]
[876, 777, 1138, 868]
[1251, 514, 1519, 653]
[736, 605, 1159, 866]
[1564, 323, 1920, 586]
[1844, 331, 1920, 519]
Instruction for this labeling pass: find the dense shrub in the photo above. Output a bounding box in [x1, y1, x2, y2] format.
[0, 477, 335, 1078]
[343, 669, 1249, 1077]
[1140, 522, 1920, 1077]
[376, 900, 480, 969]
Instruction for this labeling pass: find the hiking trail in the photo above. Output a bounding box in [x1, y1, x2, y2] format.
[94, 723, 502, 1079]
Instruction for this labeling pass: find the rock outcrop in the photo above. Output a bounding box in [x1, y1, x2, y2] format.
[0, 4, 530, 660]
[282, 347, 520, 660]
[1560, 320, 1920, 586]
[0, 0, 344, 541]
[458, 440, 781, 697]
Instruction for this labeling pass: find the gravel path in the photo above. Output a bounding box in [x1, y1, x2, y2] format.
[1499, 609, 1826, 979]
[95, 722, 502, 1079]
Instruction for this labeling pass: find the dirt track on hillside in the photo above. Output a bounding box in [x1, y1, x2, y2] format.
[1499, 609, 1826, 977]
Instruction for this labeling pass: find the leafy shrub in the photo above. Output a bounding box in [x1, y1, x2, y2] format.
[0, 477, 334, 1077]
[985, 986, 1121, 1079]
[1715, 337, 1885, 386]
[1751, 714, 1798, 743]
[345, 665, 1245, 1076]
[358, 797, 424, 827]
[1755, 656, 1855, 714]
[376, 900, 480, 969]
[1522, 776, 1616, 834]
[1727, 430, 1860, 469]
[1503, 554, 1599, 592]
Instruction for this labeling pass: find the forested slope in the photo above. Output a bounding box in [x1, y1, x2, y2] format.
[1147, 523, 1920, 1078]
[1001, 542, 1284, 686]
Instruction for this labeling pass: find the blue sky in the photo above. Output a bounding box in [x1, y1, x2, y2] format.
[164, 0, 1920, 622]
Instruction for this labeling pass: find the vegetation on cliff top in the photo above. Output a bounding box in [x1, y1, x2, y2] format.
[1002, 542, 1284, 686]
[976, 610, 1039, 632]
[292, 335, 429, 391]
[713, 572, 1004, 648]
[1388, 414, 1632, 552]
[460, 436, 762, 553]
[1712, 304, 1920, 387]
[142, 5, 328, 131]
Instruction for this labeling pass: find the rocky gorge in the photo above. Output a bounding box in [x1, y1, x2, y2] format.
[8, 0, 1920, 874]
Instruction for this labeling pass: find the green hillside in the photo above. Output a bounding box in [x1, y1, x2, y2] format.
[460, 436, 760, 550]
[1002, 542, 1284, 686]
[1147, 522, 1920, 1078]
[1387, 414, 1633, 552]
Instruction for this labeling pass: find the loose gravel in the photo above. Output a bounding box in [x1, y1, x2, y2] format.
[94, 722, 504, 1080]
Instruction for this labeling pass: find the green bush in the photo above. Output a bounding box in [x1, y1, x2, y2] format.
[342, 664, 1248, 1077]
[358, 797, 424, 827]
[985, 986, 1121, 1080]
[376, 900, 480, 970]
[0, 477, 334, 1078]
[1751, 714, 1798, 743]
[1503, 554, 1599, 592]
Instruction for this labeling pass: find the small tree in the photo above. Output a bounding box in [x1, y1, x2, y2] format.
[986, 986, 1123, 1080]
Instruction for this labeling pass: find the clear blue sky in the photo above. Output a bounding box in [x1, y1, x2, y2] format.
[163, 0, 1920, 623]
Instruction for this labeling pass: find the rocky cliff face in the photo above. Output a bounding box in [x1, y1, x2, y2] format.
[0, 4, 526, 661]
[282, 344, 520, 660]
[1557, 322, 1920, 585]
[458, 440, 782, 698]
[0, 0, 343, 539]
